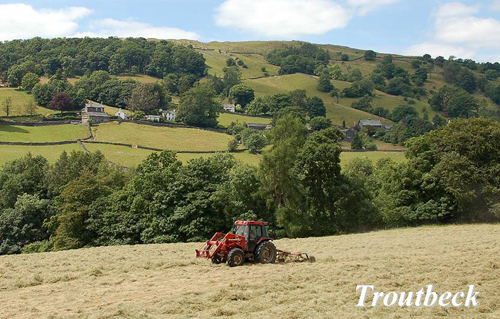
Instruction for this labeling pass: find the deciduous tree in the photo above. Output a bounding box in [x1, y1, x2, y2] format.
[177, 83, 221, 127]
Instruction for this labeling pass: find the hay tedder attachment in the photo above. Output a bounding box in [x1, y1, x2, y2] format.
[195, 221, 315, 267]
[277, 250, 315, 263]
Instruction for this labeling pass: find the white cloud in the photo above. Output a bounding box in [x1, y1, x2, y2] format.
[0, 3, 199, 41]
[405, 2, 500, 61]
[75, 19, 200, 40]
[405, 42, 475, 59]
[346, 0, 400, 15]
[214, 0, 400, 38]
[434, 2, 479, 18]
[0, 3, 91, 40]
[491, 0, 500, 11]
[215, 0, 353, 38]
[435, 16, 500, 47]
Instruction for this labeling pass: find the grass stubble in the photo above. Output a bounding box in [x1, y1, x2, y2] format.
[0, 224, 498, 318]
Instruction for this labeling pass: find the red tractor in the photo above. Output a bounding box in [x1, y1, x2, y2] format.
[196, 221, 313, 267]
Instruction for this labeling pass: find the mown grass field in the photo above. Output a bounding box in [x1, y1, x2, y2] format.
[0, 142, 405, 169]
[83, 143, 155, 167]
[0, 89, 55, 116]
[218, 112, 271, 128]
[83, 143, 262, 167]
[83, 142, 398, 168]
[0, 124, 88, 142]
[92, 122, 233, 152]
[0, 122, 407, 169]
[0, 224, 498, 318]
[0, 144, 82, 165]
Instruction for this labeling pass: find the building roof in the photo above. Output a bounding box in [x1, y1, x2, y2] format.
[160, 109, 176, 114]
[85, 102, 105, 108]
[359, 119, 383, 127]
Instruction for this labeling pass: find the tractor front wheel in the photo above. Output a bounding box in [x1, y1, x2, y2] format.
[227, 248, 245, 267]
[211, 255, 223, 264]
[255, 241, 277, 264]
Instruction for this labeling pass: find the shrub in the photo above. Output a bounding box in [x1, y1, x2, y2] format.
[228, 138, 239, 151]
[364, 50, 376, 61]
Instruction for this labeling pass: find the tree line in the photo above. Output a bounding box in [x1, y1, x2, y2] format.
[1, 37, 206, 85]
[0, 117, 498, 255]
[266, 43, 331, 75]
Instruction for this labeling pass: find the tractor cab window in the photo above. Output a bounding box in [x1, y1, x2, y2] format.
[233, 225, 245, 236]
[249, 225, 262, 240]
[263, 225, 269, 237]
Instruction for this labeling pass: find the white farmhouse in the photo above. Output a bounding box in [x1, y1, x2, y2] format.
[160, 109, 176, 122]
[223, 103, 236, 113]
[115, 108, 128, 120]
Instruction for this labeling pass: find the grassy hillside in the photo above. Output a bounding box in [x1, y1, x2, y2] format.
[172, 40, 406, 126]
[200, 49, 280, 79]
[218, 113, 271, 128]
[0, 89, 55, 116]
[92, 122, 233, 152]
[83, 143, 262, 167]
[0, 144, 82, 165]
[0, 224, 498, 318]
[172, 40, 500, 126]
[0, 124, 88, 142]
[246, 74, 391, 126]
[0, 122, 406, 168]
[0, 144, 406, 168]
[0, 143, 262, 168]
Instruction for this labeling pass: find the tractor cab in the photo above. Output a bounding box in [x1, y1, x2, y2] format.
[231, 221, 270, 252]
[196, 220, 281, 267]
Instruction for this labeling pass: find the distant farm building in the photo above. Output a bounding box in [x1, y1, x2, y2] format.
[160, 109, 176, 122]
[146, 115, 161, 122]
[358, 119, 392, 132]
[223, 104, 236, 113]
[115, 108, 128, 120]
[82, 102, 110, 125]
[358, 119, 384, 129]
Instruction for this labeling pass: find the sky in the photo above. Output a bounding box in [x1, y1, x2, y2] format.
[1, 0, 500, 62]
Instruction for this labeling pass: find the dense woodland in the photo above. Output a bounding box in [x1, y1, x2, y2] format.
[0, 118, 498, 254]
[0, 37, 206, 79]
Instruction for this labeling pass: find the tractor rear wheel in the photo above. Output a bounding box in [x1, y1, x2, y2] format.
[227, 248, 245, 267]
[255, 241, 277, 264]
